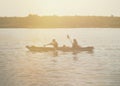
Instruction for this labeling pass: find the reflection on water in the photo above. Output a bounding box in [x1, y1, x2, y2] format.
[0, 28, 120, 86]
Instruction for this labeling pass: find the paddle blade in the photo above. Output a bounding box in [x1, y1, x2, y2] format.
[67, 35, 70, 39]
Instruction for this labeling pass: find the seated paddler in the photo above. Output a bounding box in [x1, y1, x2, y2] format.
[45, 39, 58, 49]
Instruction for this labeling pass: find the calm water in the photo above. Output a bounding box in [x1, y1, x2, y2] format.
[0, 28, 120, 86]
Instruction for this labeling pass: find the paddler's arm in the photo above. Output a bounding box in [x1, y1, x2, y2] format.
[44, 43, 52, 47]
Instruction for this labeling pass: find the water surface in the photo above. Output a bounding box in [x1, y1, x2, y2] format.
[0, 28, 120, 86]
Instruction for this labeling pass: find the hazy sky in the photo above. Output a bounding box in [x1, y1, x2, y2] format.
[0, 0, 120, 16]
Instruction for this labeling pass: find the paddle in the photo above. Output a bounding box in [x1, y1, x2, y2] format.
[43, 44, 46, 47]
[43, 43, 50, 47]
[67, 35, 72, 44]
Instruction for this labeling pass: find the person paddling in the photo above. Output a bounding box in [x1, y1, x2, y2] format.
[72, 39, 80, 49]
[67, 35, 80, 49]
[45, 39, 58, 49]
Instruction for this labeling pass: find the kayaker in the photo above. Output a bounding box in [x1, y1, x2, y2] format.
[72, 39, 80, 49]
[45, 39, 58, 49]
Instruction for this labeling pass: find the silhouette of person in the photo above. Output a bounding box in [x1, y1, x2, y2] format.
[72, 39, 80, 49]
[47, 39, 58, 49]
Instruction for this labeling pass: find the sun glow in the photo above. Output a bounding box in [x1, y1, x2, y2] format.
[30, 0, 93, 16]
[28, 0, 120, 16]
[35, 0, 75, 15]
[0, 0, 120, 16]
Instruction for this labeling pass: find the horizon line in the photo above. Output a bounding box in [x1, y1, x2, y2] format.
[0, 14, 120, 17]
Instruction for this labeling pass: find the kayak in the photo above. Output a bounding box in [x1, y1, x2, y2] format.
[26, 46, 94, 52]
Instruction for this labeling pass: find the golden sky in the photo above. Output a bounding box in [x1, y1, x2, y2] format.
[0, 0, 120, 16]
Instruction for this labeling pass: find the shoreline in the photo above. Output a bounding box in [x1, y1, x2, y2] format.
[0, 27, 120, 29]
[0, 15, 120, 28]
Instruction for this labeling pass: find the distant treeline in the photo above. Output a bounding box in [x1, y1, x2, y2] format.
[0, 14, 120, 28]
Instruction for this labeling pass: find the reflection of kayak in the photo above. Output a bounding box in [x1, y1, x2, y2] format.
[26, 46, 94, 52]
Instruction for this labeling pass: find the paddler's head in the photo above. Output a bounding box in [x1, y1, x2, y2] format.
[52, 39, 56, 42]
